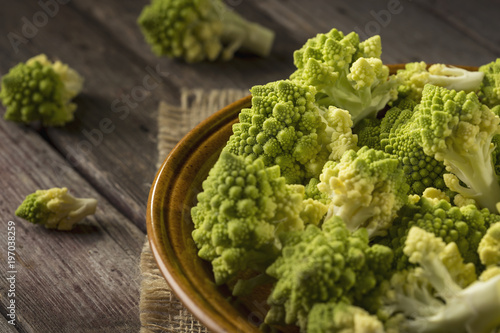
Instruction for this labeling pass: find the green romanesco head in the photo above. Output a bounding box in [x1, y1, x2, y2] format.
[317, 146, 409, 238]
[322, 106, 359, 161]
[15, 187, 97, 230]
[307, 301, 385, 333]
[304, 177, 330, 204]
[478, 222, 500, 267]
[138, 0, 225, 62]
[352, 116, 382, 150]
[415, 84, 500, 212]
[137, 0, 274, 62]
[191, 150, 308, 285]
[478, 58, 500, 108]
[396, 61, 484, 103]
[224, 80, 330, 184]
[380, 105, 449, 195]
[403, 226, 477, 292]
[0, 54, 83, 126]
[264, 216, 393, 331]
[290, 28, 398, 125]
[417, 84, 499, 160]
[377, 196, 490, 271]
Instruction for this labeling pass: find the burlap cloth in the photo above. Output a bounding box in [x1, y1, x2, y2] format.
[139, 88, 249, 333]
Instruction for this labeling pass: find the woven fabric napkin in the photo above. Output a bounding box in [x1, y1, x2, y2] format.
[139, 88, 249, 333]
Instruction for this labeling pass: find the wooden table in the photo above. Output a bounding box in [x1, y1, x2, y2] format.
[1, 0, 499, 332]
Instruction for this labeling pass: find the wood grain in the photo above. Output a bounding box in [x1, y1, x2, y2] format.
[0, 115, 144, 332]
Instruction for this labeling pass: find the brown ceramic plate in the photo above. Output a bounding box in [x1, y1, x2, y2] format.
[146, 64, 479, 332]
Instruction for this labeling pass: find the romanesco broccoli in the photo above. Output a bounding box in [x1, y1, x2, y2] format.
[352, 116, 382, 151]
[478, 58, 500, 108]
[415, 84, 500, 213]
[224, 80, 355, 184]
[377, 195, 496, 270]
[187, 28, 500, 333]
[317, 147, 409, 238]
[290, 28, 399, 125]
[264, 216, 393, 331]
[383, 227, 500, 333]
[191, 150, 326, 285]
[307, 301, 385, 333]
[478, 222, 500, 267]
[15, 187, 97, 230]
[137, 0, 274, 62]
[0, 54, 84, 126]
[396, 61, 484, 102]
[323, 106, 359, 161]
[380, 105, 449, 195]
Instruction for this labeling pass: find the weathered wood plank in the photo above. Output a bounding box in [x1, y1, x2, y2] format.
[0, 0, 305, 231]
[254, 0, 500, 66]
[414, 0, 500, 57]
[66, 0, 500, 83]
[0, 119, 145, 332]
[0, 1, 171, 230]
[0, 317, 18, 333]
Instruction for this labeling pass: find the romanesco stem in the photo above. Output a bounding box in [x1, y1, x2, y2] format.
[219, 9, 274, 58]
[443, 147, 500, 213]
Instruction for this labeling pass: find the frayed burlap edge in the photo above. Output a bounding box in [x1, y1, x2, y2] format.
[139, 88, 248, 333]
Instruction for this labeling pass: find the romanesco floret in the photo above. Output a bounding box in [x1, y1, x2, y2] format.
[317, 147, 409, 238]
[15, 187, 97, 230]
[380, 105, 449, 195]
[395, 61, 484, 102]
[304, 177, 330, 204]
[478, 222, 500, 267]
[290, 28, 399, 125]
[384, 227, 500, 333]
[224, 80, 350, 184]
[378, 196, 491, 270]
[352, 116, 382, 151]
[307, 301, 385, 333]
[322, 106, 359, 160]
[264, 216, 393, 331]
[415, 84, 500, 213]
[478, 58, 500, 108]
[0, 54, 84, 126]
[137, 0, 274, 62]
[190, 150, 320, 285]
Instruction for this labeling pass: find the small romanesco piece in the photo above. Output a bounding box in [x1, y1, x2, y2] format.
[224, 80, 352, 185]
[0, 54, 84, 126]
[137, 0, 274, 62]
[395, 61, 484, 102]
[322, 106, 359, 161]
[290, 28, 399, 125]
[420, 187, 450, 205]
[380, 105, 449, 195]
[478, 58, 500, 108]
[318, 147, 409, 238]
[383, 227, 500, 333]
[378, 196, 494, 270]
[478, 222, 500, 267]
[191, 151, 323, 285]
[15, 187, 97, 230]
[264, 216, 394, 331]
[352, 116, 382, 151]
[415, 84, 500, 213]
[307, 301, 385, 333]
